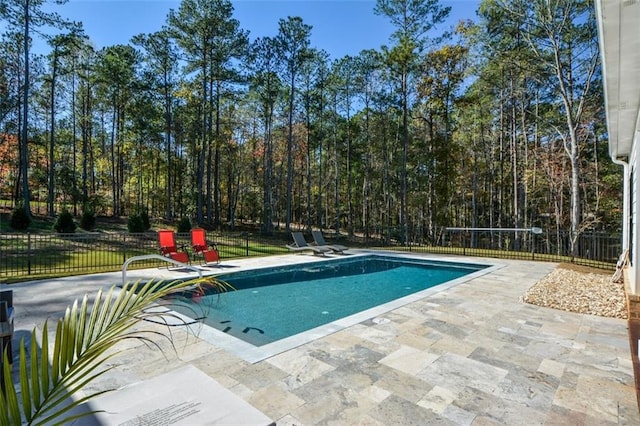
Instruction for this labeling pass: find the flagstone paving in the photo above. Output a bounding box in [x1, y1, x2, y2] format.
[6, 252, 639, 424]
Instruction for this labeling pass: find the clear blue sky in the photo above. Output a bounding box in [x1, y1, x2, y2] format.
[58, 0, 480, 59]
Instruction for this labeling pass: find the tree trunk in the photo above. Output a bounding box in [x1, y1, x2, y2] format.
[110, 102, 117, 217]
[20, 0, 32, 217]
[48, 50, 58, 217]
[285, 73, 295, 232]
[400, 69, 408, 245]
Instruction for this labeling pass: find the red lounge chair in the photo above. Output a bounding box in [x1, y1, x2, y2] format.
[158, 229, 189, 264]
[191, 228, 220, 265]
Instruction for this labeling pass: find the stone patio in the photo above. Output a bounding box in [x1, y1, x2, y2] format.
[6, 252, 639, 424]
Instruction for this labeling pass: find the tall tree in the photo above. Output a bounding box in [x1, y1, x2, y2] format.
[206, 2, 247, 227]
[309, 50, 331, 231]
[0, 0, 75, 217]
[496, 0, 600, 254]
[94, 44, 139, 217]
[354, 49, 381, 238]
[61, 32, 91, 215]
[416, 44, 467, 240]
[45, 31, 85, 217]
[168, 0, 248, 227]
[0, 32, 21, 128]
[75, 43, 96, 211]
[331, 55, 358, 236]
[275, 16, 312, 232]
[299, 48, 327, 232]
[248, 36, 282, 234]
[0, 31, 23, 199]
[133, 29, 180, 221]
[375, 0, 450, 244]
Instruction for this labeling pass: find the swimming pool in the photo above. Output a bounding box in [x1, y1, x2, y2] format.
[166, 253, 495, 361]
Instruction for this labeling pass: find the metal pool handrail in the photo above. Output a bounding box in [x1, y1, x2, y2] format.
[122, 254, 202, 286]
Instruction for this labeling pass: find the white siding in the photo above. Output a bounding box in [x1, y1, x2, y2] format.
[631, 143, 639, 293]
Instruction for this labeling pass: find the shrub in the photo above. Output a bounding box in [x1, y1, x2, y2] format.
[80, 208, 96, 231]
[177, 217, 191, 233]
[10, 206, 31, 231]
[54, 210, 77, 233]
[127, 213, 145, 233]
[140, 209, 151, 231]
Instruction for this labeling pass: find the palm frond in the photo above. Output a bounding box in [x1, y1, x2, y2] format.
[0, 275, 231, 425]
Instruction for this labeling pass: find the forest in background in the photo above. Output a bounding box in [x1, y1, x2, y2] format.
[0, 0, 621, 253]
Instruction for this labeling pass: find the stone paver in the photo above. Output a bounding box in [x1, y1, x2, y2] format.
[4, 252, 639, 424]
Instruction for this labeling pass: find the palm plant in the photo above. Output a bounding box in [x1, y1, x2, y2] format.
[0, 276, 233, 425]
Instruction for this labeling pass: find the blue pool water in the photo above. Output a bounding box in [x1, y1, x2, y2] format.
[168, 255, 487, 347]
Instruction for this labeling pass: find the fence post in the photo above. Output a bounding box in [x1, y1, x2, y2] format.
[123, 233, 127, 264]
[531, 233, 536, 261]
[27, 233, 32, 275]
[244, 232, 249, 256]
[463, 231, 467, 256]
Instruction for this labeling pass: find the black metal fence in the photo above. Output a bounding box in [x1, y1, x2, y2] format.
[0, 228, 621, 282]
[356, 227, 621, 270]
[435, 229, 620, 267]
[0, 231, 291, 281]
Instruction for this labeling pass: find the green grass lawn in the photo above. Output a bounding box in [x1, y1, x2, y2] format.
[1, 239, 291, 283]
[0, 208, 615, 283]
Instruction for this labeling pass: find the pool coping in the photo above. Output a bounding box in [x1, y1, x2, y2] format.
[172, 251, 503, 363]
[9, 252, 637, 424]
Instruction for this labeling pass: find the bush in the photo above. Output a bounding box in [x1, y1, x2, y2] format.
[140, 209, 151, 231]
[54, 210, 77, 233]
[127, 213, 146, 233]
[80, 208, 96, 231]
[10, 206, 31, 231]
[176, 217, 191, 233]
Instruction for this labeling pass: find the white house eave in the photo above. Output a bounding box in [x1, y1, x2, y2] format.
[595, 0, 640, 160]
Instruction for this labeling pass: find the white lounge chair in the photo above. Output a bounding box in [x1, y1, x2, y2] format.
[312, 230, 348, 254]
[287, 232, 331, 256]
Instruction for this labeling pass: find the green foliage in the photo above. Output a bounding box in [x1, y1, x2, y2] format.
[53, 210, 77, 233]
[10, 206, 30, 231]
[87, 194, 109, 217]
[140, 209, 151, 231]
[80, 208, 96, 231]
[128, 209, 150, 233]
[0, 276, 234, 425]
[127, 212, 146, 233]
[0, 0, 620, 248]
[176, 217, 191, 233]
[56, 165, 83, 206]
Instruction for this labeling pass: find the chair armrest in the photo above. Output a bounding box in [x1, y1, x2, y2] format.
[0, 290, 12, 308]
[0, 302, 14, 335]
[0, 290, 13, 323]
